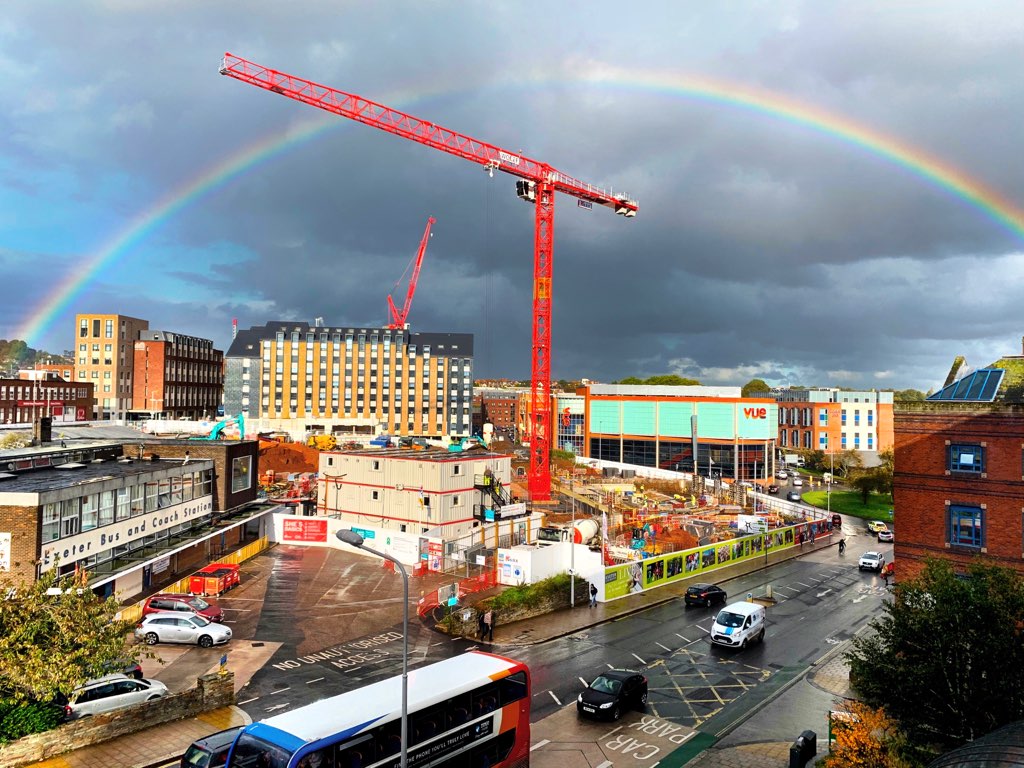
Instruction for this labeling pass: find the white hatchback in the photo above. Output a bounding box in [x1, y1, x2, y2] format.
[792, 477, 803, 487]
[64, 673, 168, 720]
[135, 611, 233, 647]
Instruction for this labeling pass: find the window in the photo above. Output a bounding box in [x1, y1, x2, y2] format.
[453, 464, 462, 476]
[818, 409, 828, 426]
[854, 409, 860, 427]
[841, 432, 847, 449]
[949, 504, 983, 548]
[231, 456, 253, 493]
[372, 490, 380, 501]
[841, 412, 847, 426]
[372, 460, 381, 471]
[867, 409, 874, 426]
[948, 444, 984, 473]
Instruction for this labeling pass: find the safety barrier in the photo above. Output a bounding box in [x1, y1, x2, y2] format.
[417, 569, 498, 617]
[116, 536, 270, 623]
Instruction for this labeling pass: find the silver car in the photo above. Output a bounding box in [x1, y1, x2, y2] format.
[135, 611, 232, 647]
[64, 673, 168, 720]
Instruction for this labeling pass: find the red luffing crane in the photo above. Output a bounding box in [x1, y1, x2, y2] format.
[387, 216, 436, 330]
[220, 53, 638, 501]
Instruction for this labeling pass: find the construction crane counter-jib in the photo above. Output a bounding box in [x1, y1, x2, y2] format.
[218, 53, 637, 216]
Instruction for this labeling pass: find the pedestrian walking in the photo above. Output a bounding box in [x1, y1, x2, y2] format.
[838, 538, 846, 555]
[484, 609, 494, 641]
[477, 611, 487, 640]
[589, 582, 598, 608]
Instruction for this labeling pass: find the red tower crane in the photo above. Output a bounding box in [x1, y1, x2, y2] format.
[220, 53, 638, 501]
[387, 216, 436, 330]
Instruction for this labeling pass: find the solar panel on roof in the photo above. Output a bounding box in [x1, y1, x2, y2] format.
[927, 368, 1004, 402]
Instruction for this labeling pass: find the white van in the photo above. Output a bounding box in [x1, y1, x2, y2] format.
[710, 601, 766, 649]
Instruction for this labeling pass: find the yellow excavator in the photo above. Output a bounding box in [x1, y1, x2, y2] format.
[306, 434, 338, 450]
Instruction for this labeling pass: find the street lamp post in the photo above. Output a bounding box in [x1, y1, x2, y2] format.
[337, 530, 408, 768]
[570, 484, 576, 609]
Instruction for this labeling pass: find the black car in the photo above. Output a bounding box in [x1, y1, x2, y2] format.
[684, 583, 727, 608]
[181, 726, 244, 768]
[767, 484, 779, 495]
[577, 670, 648, 721]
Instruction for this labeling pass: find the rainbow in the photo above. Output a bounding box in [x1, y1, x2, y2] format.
[16, 65, 1024, 345]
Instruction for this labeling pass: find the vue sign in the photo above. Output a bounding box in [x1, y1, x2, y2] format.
[743, 407, 767, 419]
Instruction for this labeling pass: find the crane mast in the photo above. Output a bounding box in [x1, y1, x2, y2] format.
[387, 216, 436, 329]
[220, 53, 638, 501]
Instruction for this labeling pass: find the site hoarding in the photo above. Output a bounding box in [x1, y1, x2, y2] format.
[602, 522, 816, 600]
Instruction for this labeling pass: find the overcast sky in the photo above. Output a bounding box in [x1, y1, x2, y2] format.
[2, 2, 1022, 391]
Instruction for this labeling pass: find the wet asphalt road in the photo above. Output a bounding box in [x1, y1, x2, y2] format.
[216, 528, 891, 725]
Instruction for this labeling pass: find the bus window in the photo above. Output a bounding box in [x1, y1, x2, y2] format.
[335, 735, 375, 768]
[228, 734, 294, 768]
[472, 685, 499, 717]
[295, 749, 334, 768]
[412, 706, 444, 742]
[375, 722, 401, 759]
[497, 672, 527, 706]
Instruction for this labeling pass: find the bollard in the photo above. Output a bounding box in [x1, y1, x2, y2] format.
[789, 730, 817, 768]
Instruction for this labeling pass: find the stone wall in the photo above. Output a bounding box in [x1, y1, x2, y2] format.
[0, 672, 234, 768]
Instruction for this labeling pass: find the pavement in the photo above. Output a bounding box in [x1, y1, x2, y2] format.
[28, 533, 854, 768]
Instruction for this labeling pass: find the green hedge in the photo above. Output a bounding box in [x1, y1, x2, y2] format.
[0, 698, 63, 744]
[487, 573, 575, 612]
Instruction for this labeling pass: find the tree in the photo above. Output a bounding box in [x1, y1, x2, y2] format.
[613, 375, 700, 386]
[615, 377, 643, 385]
[821, 700, 920, 767]
[832, 449, 864, 478]
[848, 470, 880, 504]
[846, 558, 1024, 748]
[0, 567, 142, 703]
[874, 448, 894, 495]
[893, 389, 926, 402]
[741, 378, 771, 397]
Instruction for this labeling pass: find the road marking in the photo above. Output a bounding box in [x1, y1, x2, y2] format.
[656, 642, 672, 652]
[530, 739, 551, 752]
[675, 633, 688, 640]
[606, 663, 615, 669]
[548, 691, 562, 706]
[238, 697, 259, 705]
[816, 589, 833, 598]
[306, 677, 324, 684]
[632, 653, 647, 665]
[797, 581, 813, 588]
[595, 762, 614, 768]
[266, 703, 289, 712]
[270, 687, 291, 695]
[579, 677, 589, 687]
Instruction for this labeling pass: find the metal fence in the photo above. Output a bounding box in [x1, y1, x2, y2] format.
[116, 536, 270, 623]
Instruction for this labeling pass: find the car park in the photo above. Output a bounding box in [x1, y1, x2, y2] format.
[787, 491, 802, 502]
[684, 583, 727, 608]
[867, 521, 889, 533]
[576, 669, 648, 720]
[877, 529, 894, 543]
[142, 593, 224, 623]
[63, 673, 168, 720]
[135, 612, 233, 647]
[859, 551, 886, 572]
[181, 726, 244, 768]
[710, 601, 766, 649]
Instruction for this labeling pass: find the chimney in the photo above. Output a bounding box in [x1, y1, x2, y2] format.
[34, 416, 52, 445]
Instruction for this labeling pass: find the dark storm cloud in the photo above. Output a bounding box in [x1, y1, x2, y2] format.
[1, 1, 1022, 389]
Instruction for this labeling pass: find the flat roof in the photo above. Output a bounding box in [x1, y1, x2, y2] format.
[332, 446, 509, 462]
[0, 456, 211, 494]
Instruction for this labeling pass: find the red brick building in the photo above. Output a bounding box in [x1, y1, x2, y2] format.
[0, 371, 94, 424]
[893, 361, 1024, 580]
[131, 330, 224, 420]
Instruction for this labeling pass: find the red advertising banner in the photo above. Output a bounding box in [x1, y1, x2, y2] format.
[282, 518, 328, 543]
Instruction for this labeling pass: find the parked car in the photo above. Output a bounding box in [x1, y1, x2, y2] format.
[867, 520, 889, 533]
[877, 529, 894, 543]
[787, 491, 802, 502]
[767, 484, 779, 495]
[181, 726, 244, 768]
[576, 669, 648, 720]
[63, 673, 168, 720]
[135, 612, 233, 647]
[684, 583, 727, 608]
[142, 593, 224, 623]
[859, 552, 886, 572]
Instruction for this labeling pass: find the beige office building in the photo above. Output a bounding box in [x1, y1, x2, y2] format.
[74, 314, 149, 419]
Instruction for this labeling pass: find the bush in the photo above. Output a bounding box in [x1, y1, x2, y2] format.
[0, 697, 63, 744]
[487, 573, 577, 612]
